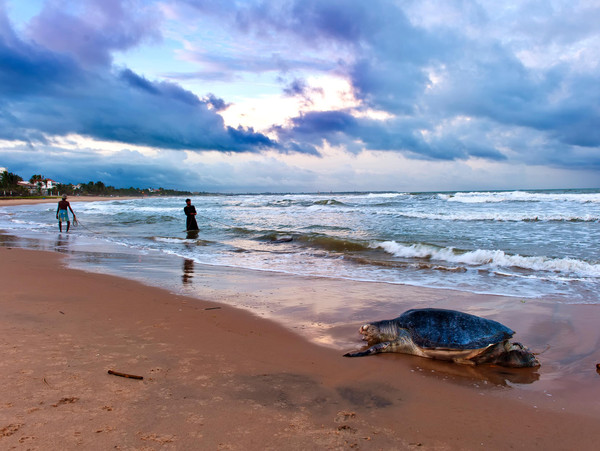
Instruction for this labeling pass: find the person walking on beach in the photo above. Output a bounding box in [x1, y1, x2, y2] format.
[56, 194, 76, 232]
[184, 198, 199, 232]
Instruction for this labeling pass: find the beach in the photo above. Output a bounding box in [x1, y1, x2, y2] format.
[1, 196, 600, 449]
[1, 247, 600, 450]
[0, 196, 138, 207]
[2, 0, 599, 447]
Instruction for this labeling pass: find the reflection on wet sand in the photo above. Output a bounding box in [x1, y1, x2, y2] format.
[182, 258, 194, 285]
[55, 234, 70, 253]
[186, 230, 199, 240]
[0, 233, 18, 246]
[377, 353, 541, 387]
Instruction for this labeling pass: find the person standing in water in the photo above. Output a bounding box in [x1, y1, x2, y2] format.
[184, 198, 199, 231]
[56, 194, 76, 232]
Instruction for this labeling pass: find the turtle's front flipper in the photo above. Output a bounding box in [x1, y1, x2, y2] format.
[344, 342, 391, 357]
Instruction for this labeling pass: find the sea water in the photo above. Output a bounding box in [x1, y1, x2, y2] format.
[1, 189, 599, 304]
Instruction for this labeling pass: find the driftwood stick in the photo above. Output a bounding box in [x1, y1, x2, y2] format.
[107, 369, 143, 380]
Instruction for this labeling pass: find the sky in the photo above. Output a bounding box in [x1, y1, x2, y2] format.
[0, 0, 599, 192]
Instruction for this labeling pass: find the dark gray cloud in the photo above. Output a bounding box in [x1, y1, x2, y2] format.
[0, 2, 275, 152]
[277, 111, 506, 161]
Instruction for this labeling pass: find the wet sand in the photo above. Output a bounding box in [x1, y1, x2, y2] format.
[1, 246, 600, 450]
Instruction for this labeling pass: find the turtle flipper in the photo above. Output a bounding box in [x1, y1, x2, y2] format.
[452, 357, 476, 366]
[344, 341, 391, 357]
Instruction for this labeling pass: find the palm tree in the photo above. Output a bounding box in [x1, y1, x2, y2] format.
[1, 171, 24, 195]
[2, 171, 22, 187]
[29, 174, 44, 193]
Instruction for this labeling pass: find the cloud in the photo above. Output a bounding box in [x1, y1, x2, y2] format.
[1, 0, 599, 190]
[0, 141, 320, 192]
[225, 0, 598, 168]
[0, 2, 276, 152]
[276, 110, 507, 161]
[202, 93, 229, 112]
[2, 135, 597, 193]
[26, 0, 162, 68]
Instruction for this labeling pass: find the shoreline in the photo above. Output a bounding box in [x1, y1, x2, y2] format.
[1, 246, 600, 449]
[0, 196, 142, 207]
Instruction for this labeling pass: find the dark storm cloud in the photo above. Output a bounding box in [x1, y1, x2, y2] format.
[279, 111, 506, 161]
[0, 2, 275, 152]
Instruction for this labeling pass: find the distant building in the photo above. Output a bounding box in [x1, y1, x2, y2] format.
[44, 179, 57, 190]
[17, 180, 37, 194]
[17, 178, 59, 195]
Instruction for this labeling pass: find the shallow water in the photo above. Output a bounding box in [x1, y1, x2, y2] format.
[1, 189, 599, 303]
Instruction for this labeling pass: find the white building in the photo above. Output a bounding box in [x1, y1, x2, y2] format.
[44, 179, 57, 190]
[17, 178, 60, 195]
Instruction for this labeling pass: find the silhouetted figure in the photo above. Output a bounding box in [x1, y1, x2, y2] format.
[184, 198, 199, 232]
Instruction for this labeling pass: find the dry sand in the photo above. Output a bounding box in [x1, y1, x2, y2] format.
[0, 196, 137, 207]
[1, 246, 600, 450]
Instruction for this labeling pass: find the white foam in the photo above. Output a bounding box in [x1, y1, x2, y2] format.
[394, 211, 599, 222]
[8, 219, 53, 229]
[378, 241, 600, 277]
[365, 192, 408, 198]
[446, 191, 600, 204]
[152, 237, 196, 244]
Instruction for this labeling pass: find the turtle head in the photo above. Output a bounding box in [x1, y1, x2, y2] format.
[504, 342, 541, 368]
[359, 320, 402, 345]
[489, 341, 540, 368]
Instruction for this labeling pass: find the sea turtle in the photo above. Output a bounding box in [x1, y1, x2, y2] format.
[344, 308, 540, 368]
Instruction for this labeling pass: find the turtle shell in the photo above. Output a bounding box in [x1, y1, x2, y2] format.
[396, 308, 514, 350]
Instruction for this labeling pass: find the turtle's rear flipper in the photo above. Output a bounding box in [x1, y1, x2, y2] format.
[344, 342, 390, 357]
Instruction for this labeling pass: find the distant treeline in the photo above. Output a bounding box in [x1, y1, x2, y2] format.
[1, 170, 196, 197]
[59, 180, 196, 197]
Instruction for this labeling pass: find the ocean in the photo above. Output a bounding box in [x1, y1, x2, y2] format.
[1, 189, 599, 305]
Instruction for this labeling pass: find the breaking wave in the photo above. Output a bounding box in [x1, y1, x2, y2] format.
[394, 211, 599, 222]
[378, 241, 600, 278]
[443, 191, 600, 204]
[365, 192, 408, 198]
[153, 236, 196, 244]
